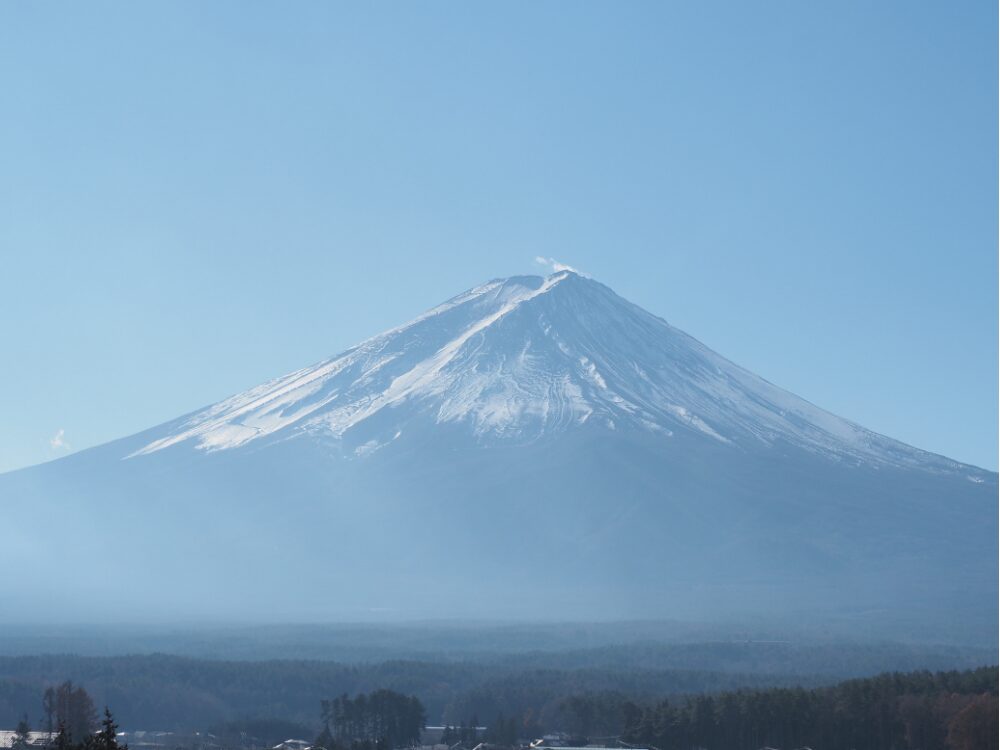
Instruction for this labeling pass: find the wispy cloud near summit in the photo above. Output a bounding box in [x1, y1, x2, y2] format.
[534, 257, 584, 275]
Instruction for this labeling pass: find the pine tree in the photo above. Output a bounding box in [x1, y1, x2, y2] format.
[85, 708, 125, 750]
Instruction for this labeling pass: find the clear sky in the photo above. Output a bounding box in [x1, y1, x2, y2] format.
[1, 1, 996, 473]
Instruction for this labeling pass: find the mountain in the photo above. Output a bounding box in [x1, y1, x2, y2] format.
[1, 271, 995, 639]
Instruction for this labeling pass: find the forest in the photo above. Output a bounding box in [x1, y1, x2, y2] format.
[1, 664, 995, 750]
[0, 652, 827, 731]
[0, 640, 993, 731]
[619, 666, 997, 750]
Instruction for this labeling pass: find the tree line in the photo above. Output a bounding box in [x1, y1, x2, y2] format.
[1, 648, 989, 732]
[7, 666, 998, 750]
[615, 666, 998, 750]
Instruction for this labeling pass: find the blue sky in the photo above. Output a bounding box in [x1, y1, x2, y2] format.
[1, 1, 996, 472]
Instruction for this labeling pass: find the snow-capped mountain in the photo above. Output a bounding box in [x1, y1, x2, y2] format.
[1, 271, 995, 638]
[128, 271, 977, 477]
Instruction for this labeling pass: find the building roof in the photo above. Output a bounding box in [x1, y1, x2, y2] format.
[0, 732, 56, 749]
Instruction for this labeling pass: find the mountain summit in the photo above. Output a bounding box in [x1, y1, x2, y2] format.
[2, 271, 996, 637]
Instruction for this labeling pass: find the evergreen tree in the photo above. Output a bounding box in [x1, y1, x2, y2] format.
[85, 708, 125, 750]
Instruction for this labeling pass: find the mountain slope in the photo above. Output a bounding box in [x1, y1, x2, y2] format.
[1, 271, 995, 639]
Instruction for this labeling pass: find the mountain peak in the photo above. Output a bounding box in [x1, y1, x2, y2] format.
[127, 272, 978, 479]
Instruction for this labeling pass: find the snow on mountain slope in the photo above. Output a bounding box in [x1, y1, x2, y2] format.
[128, 271, 978, 476]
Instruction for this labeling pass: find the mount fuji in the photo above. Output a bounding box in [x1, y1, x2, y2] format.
[2, 271, 995, 637]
